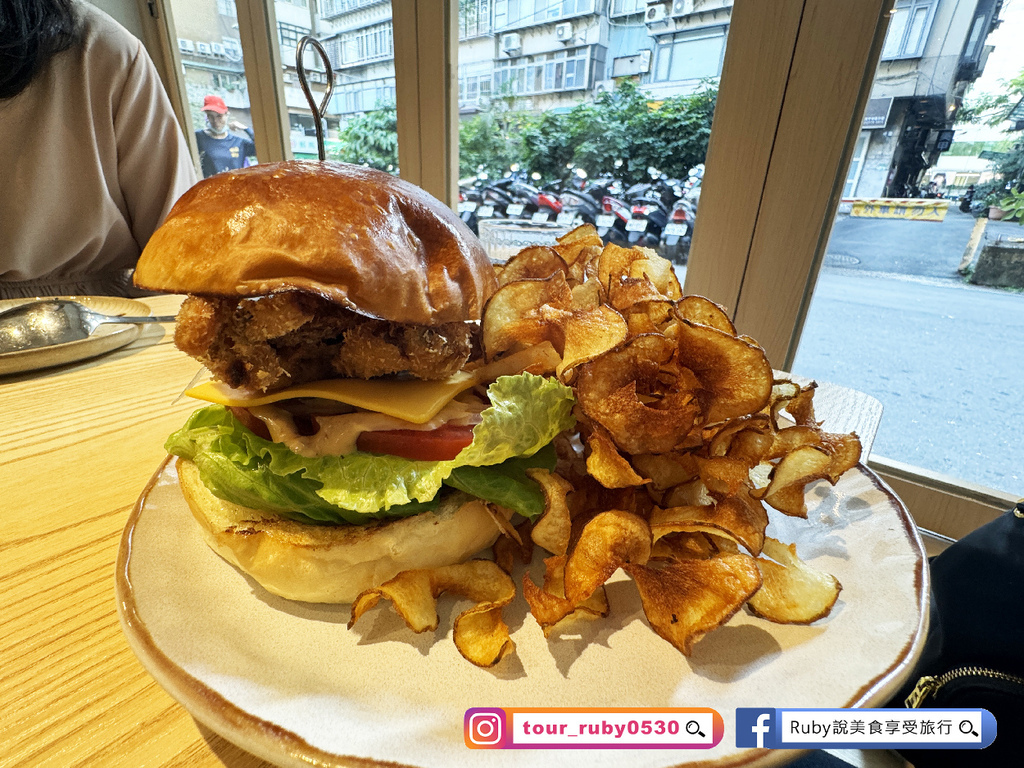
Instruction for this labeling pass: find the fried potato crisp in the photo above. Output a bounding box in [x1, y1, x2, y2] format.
[672, 319, 773, 424]
[564, 510, 652, 604]
[747, 537, 842, 624]
[527, 468, 574, 556]
[523, 555, 610, 635]
[625, 553, 763, 655]
[348, 560, 516, 667]
[363, 234, 862, 665]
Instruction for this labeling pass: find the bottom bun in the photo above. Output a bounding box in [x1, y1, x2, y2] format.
[176, 458, 505, 603]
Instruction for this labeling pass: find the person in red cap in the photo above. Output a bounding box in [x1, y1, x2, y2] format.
[195, 94, 256, 177]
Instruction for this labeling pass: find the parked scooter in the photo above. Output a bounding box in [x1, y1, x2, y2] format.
[661, 197, 695, 264]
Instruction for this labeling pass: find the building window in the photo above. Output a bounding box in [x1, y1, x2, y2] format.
[460, 0, 492, 39]
[216, 0, 236, 17]
[610, 0, 644, 16]
[459, 63, 494, 107]
[326, 22, 394, 67]
[319, 0, 387, 18]
[652, 26, 727, 83]
[494, 47, 591, 95]
[332, 78, 396, 114]
[278, 22, 309, 52]
[880, 0, 936, 60]
[494, 0, 596, 31]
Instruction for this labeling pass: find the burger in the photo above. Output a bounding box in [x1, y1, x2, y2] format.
[133, 161, 574, 603]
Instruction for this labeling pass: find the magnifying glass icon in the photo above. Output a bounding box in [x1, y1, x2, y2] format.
[959, 720, 979, 737]
[686, 720, 707, 739]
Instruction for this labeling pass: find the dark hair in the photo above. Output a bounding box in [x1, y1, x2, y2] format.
[0, 0, 80, 99]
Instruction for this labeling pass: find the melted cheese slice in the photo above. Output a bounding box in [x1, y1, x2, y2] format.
[185, 371, 479, 425]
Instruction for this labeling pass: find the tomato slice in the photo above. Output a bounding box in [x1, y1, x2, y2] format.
[356, 423, 476, 461]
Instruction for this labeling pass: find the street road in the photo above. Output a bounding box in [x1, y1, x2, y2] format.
[678, 208, 1024, 496]
[793, 270, 1024, 497]
[825, 207, 1024, 278]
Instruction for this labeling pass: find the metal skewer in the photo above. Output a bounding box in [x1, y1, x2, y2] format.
[296, 36, 335, 161]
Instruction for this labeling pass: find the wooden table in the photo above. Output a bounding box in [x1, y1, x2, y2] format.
[1, 294, 273, 767]
[0, 293, 899, 768]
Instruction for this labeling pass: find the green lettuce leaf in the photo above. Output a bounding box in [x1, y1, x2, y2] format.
[165, 372, 574, 525]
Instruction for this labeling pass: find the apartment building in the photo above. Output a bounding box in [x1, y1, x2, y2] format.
[168, 0, 1000, 193]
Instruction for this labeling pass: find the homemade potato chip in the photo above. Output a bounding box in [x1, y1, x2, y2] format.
[493, 520, 534, 574]
[527, 468, 574, 556]
[747, 537, 842, 624]
[423, 238, 868, 664]
[523, 555, 610, 635]
[651, 531, 717, 561]
[585, 427, 649, 489]
[575, 335, 700, 454]
[499, 246, 568, 286]
[557, 304, 628, 381]
[481, 272, 572, 358]
[564, 510, 652, 604]
[673, 319, 773, 424]
[650, 488, 767, 557]
[674, 295, 736, 335]
[625, 553, 763, 655]
[753, 445, 833, 517]
[348, 560, 516, 667]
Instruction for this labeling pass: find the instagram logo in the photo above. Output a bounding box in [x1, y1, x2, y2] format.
[465, 707, 506, 748]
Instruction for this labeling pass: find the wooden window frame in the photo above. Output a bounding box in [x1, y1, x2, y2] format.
[140, 0, 1016, 536]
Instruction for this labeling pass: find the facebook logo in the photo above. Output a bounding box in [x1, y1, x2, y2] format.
[736, 708, 775, 748]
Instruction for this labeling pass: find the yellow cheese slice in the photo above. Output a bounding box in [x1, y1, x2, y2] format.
[185, 371, 479, 425]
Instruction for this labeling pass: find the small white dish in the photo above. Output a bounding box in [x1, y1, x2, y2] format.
[117, 458, 928, 768]
[0, 295, 153, 375]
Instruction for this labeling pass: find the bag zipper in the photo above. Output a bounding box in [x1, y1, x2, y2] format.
[905, 666, 1024, 708]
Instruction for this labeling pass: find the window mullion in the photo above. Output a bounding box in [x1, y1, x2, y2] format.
[724, 0, 891, 369]
[681, 0, 806, 315]
[235, 0, 291, 163]
[393, 0, 458, 206]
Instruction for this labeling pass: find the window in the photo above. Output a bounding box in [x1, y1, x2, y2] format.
[610, 0, 645, 17]
[493, 0, 596, 31]
[459, 63, 494, 109]
[319, 0, 387, 17]
[278, 23, 309, 52]
[493, 47, 593, 96]
[881, 0, 936, 60]
[145, 0, 1017, 540]
[329, 22, 394, 67]
[460, 0, 492, 39]
[653, 27, 727, 83]
[842, 132, 869, 198]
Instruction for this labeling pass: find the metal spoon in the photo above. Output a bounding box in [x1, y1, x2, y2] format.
[0, 299, 175, 353]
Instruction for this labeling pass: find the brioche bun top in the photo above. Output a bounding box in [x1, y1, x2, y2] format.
[133, 161, 496, 326]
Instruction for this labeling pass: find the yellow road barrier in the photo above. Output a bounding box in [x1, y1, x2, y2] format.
[844, 198, 949, 222]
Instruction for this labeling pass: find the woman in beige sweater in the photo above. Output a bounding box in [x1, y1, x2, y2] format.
[0, 0, 197, 298]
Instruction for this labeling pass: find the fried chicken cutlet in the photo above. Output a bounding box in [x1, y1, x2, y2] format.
[175, 292, 479, 393]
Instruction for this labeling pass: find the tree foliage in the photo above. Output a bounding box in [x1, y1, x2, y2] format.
[329, 105, 398, 172]
[459, 79, 717, 185]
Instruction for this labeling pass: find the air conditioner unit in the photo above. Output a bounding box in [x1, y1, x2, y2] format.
[672, 0, 694, 15]
[177, 38, 194, 53]
[282, 72, 294, 83]
[501, 33, 522, 53]
[555, 22, 573, 42]
[646, 4, 669, 23]
[594, 79, 615, 96]
[211, 42, 226, 56]
[196, 41, 212, 56]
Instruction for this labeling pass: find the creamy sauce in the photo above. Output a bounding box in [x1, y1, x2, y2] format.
[249, 397, 485, 458]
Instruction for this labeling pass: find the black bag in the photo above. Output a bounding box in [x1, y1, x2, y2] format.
[886, 502, 1024, 767]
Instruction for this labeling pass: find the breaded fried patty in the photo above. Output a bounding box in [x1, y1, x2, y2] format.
[175, 292, 479, 393]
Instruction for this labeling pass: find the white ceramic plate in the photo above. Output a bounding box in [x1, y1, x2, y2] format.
[117, 459, 928, 768]
[0, 296, 151, 375]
